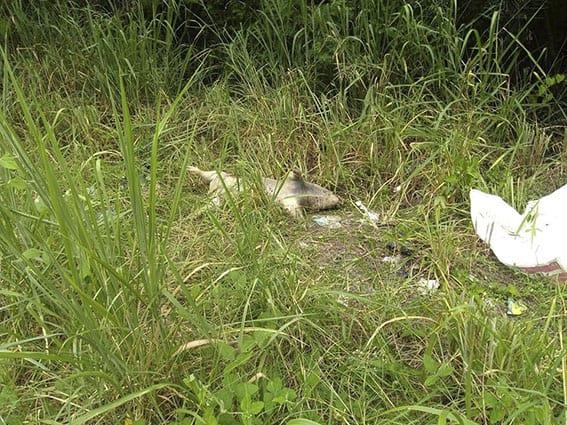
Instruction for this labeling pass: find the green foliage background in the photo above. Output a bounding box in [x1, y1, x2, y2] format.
[0, 1, 565, 424]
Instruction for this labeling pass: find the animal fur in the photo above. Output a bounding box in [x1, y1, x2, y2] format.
[188, 166, 341, 218]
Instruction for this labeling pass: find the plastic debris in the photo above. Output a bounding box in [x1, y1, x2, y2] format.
[312, 215, 343, 229]
[354, 200, 380, 224]
[507, 298, 528, 316]
[87, 185, 98, 197]
[211, 196, 222, 207]
[470, 186, 567, 281]
[416, 278, 440, 295]
[382, 255, 402, 264]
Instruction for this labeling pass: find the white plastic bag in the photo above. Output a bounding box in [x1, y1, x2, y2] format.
[470, 185, 567, 280]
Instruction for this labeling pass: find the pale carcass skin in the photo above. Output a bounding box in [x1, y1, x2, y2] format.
[188, 166, 341, 218]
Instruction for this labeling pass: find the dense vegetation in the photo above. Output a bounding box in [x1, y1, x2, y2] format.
[0, 1, 565, 423]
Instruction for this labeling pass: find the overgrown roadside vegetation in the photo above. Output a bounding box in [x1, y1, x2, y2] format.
[0, 1, 566, 423]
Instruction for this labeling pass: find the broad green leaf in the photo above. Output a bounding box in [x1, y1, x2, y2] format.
[7, 177, 27, 190]
[234, 382, 258, 400]
[0, 153, 18, 170]
[216, 341, 236, 361]
[437, 363, 454, 378]
[287, 420, 322, 425]
[423, 354, 438, 373]
[424, 375, 439, 387]
[22, 248, 44, 261]
[33, 196, 49, 215]
[204, 407, 218, 425]
[249, 401, 264, 415]
[215, 387, 234, 411]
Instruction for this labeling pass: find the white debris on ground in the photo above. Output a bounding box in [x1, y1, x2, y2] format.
[382, 255, 402, 264]
[354, 200, 380, 224]
[312, 215, 343, 229]
[470, 185, 567, 281]
[416, 278, 440, 295]
[210, 196, 222, 207]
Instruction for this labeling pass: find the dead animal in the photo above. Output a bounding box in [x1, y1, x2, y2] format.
[188, 166, 341, 218]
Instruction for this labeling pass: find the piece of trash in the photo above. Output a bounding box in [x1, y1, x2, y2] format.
[313, 215, 342, 229]
[470, 186, 567, 281]
[210, 196, 222, 207]
[382, 255, 402, 264]
[87, 185, 98, 197]
[394, 185, 402, 193]
[354, 200, 380, 223]
[416, 278, 440, 295]
[507, 298, 528, 316]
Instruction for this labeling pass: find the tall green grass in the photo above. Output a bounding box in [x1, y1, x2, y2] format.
[0, 0, 565, 423]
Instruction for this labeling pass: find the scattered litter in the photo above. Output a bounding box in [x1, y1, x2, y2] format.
[382, 255, 402, 264]
[394, 185, 402, 193]
[87, 185, 98, 197]
[507, 298, 528, 316]
[354, 200, 380, 224]
[210, 196, 222, 207]
[470, 185, 567, 281]
[416, 278, 440, 295]
[313, 215, 343, 229]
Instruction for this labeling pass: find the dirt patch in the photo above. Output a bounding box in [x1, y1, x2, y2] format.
[296, 213, 402, 297]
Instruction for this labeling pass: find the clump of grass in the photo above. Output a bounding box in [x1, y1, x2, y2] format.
[0, 0, 566, 424]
